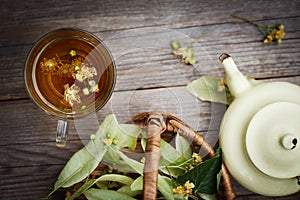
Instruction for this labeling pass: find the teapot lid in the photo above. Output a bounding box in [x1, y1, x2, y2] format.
[246, 102, 300, 179]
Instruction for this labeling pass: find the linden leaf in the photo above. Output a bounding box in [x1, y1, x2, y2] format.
[84, 188, 136, 200]
[187, 76, 258, 105]
[130, 176, 143, 191]
[177, 148, 223, 195]
[187, 76, 232, 105]
[49, 140, 106, 197]
[158, 175, 174, 200]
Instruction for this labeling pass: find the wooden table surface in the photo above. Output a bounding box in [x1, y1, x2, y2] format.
[0, 0, 299, 199]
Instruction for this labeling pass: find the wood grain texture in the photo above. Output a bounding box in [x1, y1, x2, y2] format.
[0, 0, 299, 199]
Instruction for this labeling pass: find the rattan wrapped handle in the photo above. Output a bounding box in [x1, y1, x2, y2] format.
[132, 111, 235, 200]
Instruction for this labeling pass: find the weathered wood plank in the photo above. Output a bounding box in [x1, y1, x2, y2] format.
[0, 37, 300, 101]
[0, 0, 299, 46]
[0, 154, 73, 200]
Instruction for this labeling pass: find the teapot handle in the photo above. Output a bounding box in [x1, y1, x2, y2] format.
[220, 53, 252, 98]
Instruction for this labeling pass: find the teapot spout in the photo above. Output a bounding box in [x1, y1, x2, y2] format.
[220, 53, 252, 98]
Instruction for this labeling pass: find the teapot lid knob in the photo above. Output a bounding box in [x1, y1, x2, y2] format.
[282, 134, 298, 150]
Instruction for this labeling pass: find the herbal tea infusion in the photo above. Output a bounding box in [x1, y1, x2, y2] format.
[36, 39, 105, 111]
[25, 28, 116, 118]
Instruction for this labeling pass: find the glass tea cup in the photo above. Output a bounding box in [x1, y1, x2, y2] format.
[24, 28, 116, 147]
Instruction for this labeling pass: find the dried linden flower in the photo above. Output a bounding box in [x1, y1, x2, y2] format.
[172, 40, 197, 65]
[73, 64, 97, 82]
[173, 185, 185, 194]
[82, 87, 90, 95]
[173, 46, 196, 65]
[263, 24, 285, 44]
[40, 57, 58, 74]
[173, 180, 195, 195]
[192, 152, 202, 164]
[231, 14, 285, 44]
[184, 180, 195, 191]
[90, 84, 99, 93]
[64, 84, 81, 106]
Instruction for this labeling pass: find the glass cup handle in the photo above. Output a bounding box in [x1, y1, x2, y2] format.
[56, 119, 68, 147]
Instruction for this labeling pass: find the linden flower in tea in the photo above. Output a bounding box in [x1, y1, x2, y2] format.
[73, 64, 97, 82]
[64, 84, 81, 106]
[39, 49, 100, 109]
[40, 58, 58, 74]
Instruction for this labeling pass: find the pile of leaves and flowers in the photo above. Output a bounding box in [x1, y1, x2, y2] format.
[47, 115, 224, 200]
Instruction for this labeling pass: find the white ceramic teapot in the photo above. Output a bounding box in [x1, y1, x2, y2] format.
[219, 53, 300, 196]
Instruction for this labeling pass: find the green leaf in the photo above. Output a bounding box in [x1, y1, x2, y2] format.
[216, 169, 222, 191]
[95, 181, 108, 189]
[117, 148, 144, 175]
[175, 134, 192, 160]
[102, 123, 142, 166]
[198, 193, 217, 200]
[130, 175, 175, 199]
[118, 124, 142, 150]
[67, 176, 104, 200]
[49, 114, 121, 197]
[118, 185, 142, 197]
[187, 76, 259, 105]
[160, 139, 186, 165]
[141, 138, 147, 151]
[84, 188, 136, 200]
[177, 148, 223, 195]
[103, 144, 144, 173]
[159, 139, 188, 177]
[96, 115, 142, 150]
[130, 176, 143, 191]
[158, 175, 174, 200]
[49, 140, 106, 196]
[95, 174, 134, 185]
[187, 76, 232, 104]
[174, 194, 186, 200]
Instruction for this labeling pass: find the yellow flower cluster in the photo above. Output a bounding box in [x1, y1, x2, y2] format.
[173, 181, 195, 195]
[263, 24, 285, 44]
[231, 15, 285, 44]
[192, 152, 202, 164]
[40, 53, 84, 78]
[187, 152, 202, 170]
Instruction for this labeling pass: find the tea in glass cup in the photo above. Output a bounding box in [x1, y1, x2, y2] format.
[24, 28, 116, 147]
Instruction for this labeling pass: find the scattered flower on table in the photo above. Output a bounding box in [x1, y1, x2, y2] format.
[231, 14, 285, 44]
